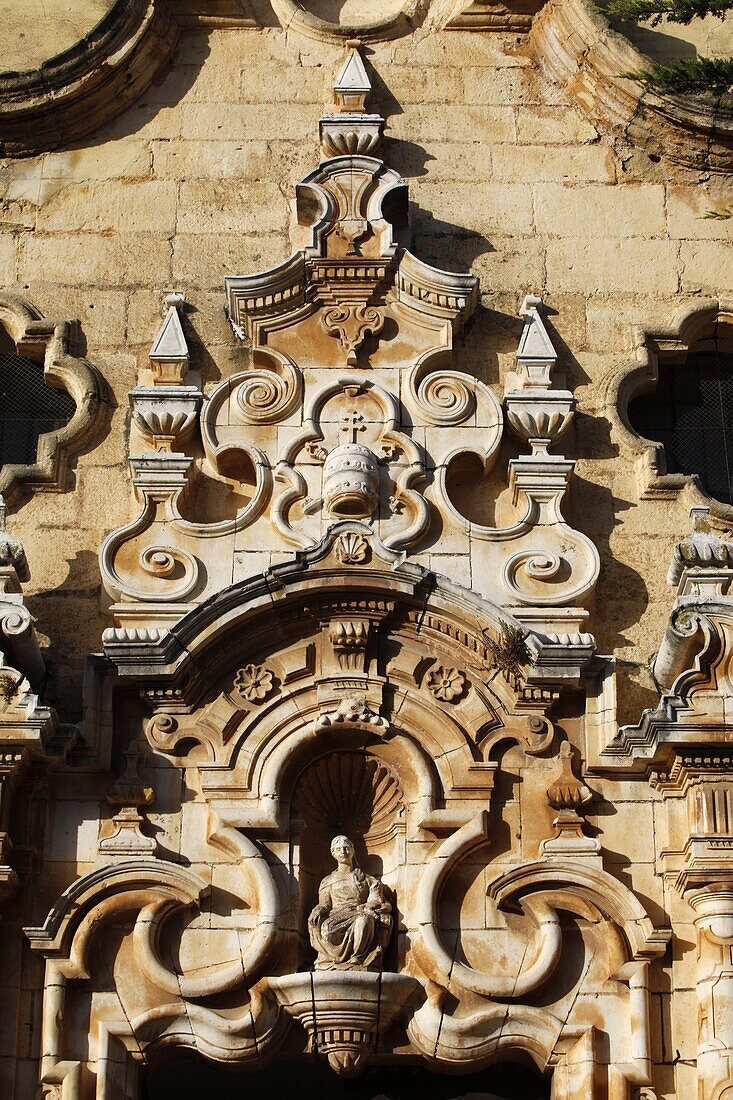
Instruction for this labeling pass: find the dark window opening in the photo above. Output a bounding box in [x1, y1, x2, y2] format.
[142, 1055, 551, 1100]
[0, 349, 76, 469]
[628, 332, 733, 506]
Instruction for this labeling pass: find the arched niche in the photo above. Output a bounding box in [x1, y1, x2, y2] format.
[132, 526, 560, 820]
[290, 748, 406, 968]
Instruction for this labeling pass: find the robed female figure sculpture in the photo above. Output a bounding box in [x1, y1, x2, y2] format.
[308, 835, 392, 971]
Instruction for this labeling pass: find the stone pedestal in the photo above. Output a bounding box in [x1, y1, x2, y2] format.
[269, 971, 423, 1077]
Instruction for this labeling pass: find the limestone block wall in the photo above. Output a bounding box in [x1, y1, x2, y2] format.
[0, 15, 730, 1099]
[0, 26, 730, 720]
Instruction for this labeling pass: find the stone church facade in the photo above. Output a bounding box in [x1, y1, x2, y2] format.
[0, 1, 731, 1097]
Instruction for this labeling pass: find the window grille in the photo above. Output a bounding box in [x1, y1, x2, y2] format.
[0, 352, 76, 468]
[628, 333, 733, 506]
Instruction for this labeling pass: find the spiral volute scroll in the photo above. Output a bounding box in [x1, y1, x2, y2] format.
[0, 605, 32, 637]
[233, 363, 301, 425]
[414, 370, 476, 426]
[499, 554, 561, 607]
[131, 544, 199, 601]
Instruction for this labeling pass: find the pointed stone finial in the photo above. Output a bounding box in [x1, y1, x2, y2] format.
[517, 294, 558, 379]
[541, 741, 600, 862]
[505, 295, 574, 456]
[334, 46, 372, 112]
[149, 292, 190, 385]
[320, 46, 384, 158]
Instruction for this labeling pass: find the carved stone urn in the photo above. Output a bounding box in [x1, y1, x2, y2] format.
[323, 444, 380, 519]
[269, 970, 423, 1077]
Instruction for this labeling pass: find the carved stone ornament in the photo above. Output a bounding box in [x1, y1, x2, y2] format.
[541, 741, 600, 860]
[100, 50, 598, 642]
[0, 294, 109, 506]
[323, 443, 380, 519]
[427, 665, 466, 702]
[315, 692, 389, 733]
[328, 619, 371, 669]
[308, 835, 392, 971]
[322, 303, 385, 362]
[98, 737, 156, 860]
[335, 531, 370, 565]
[233, 663, 275, 702]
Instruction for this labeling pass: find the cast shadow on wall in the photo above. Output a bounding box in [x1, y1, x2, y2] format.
[24, 549, 109, 723]
[539, 317, 656, 721]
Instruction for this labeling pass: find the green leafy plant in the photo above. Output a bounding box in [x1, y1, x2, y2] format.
[608, 0, 733, 94]
[608, 0, 732, 24]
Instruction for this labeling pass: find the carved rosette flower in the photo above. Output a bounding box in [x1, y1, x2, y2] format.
[427, 665, 466, 702]
[233, 663, 274, 702]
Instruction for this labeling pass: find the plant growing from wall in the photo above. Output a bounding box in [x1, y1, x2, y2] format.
[486, 622, 531, 687]
[608, 0, 733, 93]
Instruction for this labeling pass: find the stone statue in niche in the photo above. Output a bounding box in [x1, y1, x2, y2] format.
[308, 835, 392, 970]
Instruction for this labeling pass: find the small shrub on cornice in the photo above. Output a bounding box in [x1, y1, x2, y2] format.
[486, 623, 531, 685]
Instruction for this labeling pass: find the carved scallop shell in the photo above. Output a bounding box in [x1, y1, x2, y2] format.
[294, 752, 402, 843]
[335, 531, 370, 565]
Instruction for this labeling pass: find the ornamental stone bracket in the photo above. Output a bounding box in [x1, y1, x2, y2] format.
[101, 48, 600, 646]
[603, 508, 733, 774]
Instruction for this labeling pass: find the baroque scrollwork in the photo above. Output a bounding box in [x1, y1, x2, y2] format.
[322, 304, 385, 366]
